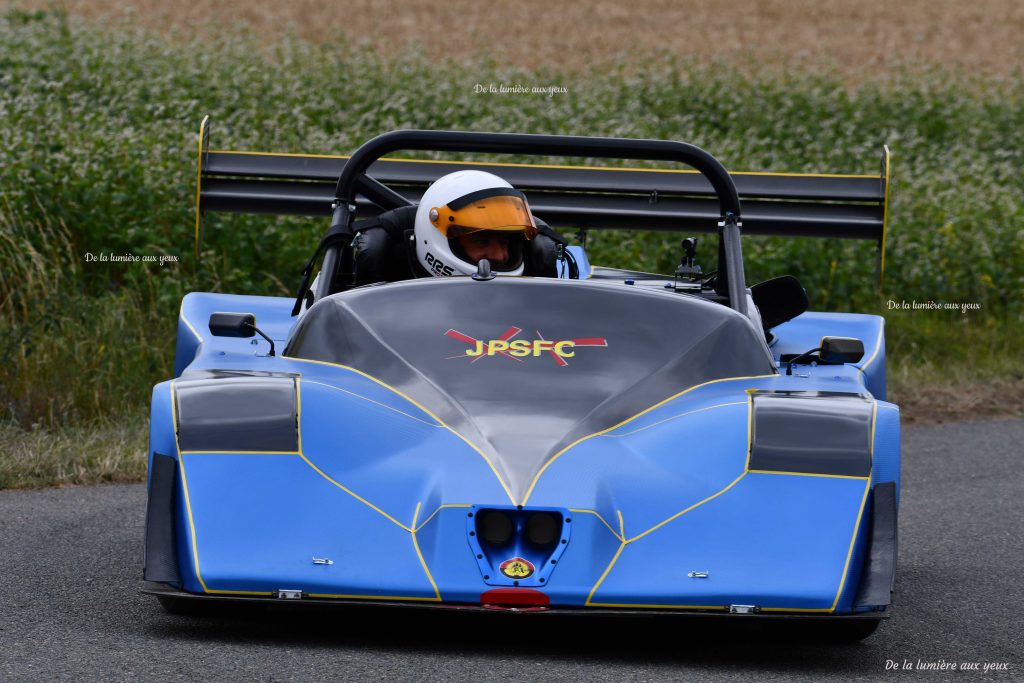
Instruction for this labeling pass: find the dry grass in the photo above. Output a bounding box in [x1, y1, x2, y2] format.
[890, 377, 1024, 425]
[0, 417, 148, 488]
[10, 0, 1024, 77]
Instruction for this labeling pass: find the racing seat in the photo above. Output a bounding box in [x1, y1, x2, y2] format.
[353, 206, 565, 286]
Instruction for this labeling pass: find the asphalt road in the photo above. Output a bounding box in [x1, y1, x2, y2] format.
[1, 420, 1021, 682]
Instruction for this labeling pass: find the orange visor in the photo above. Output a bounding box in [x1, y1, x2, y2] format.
[429, 188, 538, 239]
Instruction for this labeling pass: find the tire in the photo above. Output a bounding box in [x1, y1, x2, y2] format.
[156, 593, 271, 617]
[156, 594, 221, 616]
[154, 593, 238, 618]
[816, 618, 883, 642]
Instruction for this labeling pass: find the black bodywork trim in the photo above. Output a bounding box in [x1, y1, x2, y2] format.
[855, 482, 898, 608]
[143, 586, 887, 620]
[749, 391, 873, 477]
[143, 453, 181, 585]
[174, 376, 299, 452]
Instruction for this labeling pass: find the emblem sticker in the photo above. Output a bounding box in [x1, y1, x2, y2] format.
[444, 326, 607, 366]
[499, 557, 535, 579]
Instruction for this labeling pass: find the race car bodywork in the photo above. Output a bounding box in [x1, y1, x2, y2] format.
[144, 120, 898, 639]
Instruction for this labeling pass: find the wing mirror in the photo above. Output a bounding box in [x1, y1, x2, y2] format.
[786, 336, 864, 375]
[750, 275, 809, 330]
[820, 336, 864, 364]
[209, 312, 255, 337]
[208, 312, 275, 356]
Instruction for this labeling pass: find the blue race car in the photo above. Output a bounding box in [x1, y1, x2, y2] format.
[143, 119, 899, 640]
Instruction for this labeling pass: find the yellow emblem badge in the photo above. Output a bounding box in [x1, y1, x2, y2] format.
[499, 557, 535, 579]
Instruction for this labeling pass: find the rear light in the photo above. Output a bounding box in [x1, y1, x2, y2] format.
[480, 588, 550, 607]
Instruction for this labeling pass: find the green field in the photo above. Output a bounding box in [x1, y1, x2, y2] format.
[1, 10, 1022, 487]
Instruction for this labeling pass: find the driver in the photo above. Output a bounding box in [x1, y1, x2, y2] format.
[415, 170, 538, 276]
[354, 170, 570, 284]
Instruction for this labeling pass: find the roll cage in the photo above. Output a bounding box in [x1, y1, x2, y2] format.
[310, 130, 749, 316]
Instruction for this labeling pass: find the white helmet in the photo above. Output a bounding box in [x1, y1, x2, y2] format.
[414, 170, 538, 277]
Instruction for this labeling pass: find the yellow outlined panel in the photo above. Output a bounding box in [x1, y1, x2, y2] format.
[286, 356, 516, 504]
[583, 393, 879, 614]
[522, 374, 776, 504]
[171, 377, 449, 601]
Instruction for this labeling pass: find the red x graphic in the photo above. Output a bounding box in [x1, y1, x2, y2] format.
[534, 330, 608, 367]
[445, 326, 523, 362]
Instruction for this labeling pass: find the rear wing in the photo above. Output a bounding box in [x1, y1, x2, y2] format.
[195, 116, 891, 280]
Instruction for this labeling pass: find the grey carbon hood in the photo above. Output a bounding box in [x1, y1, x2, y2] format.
[285, 278, 775, 500]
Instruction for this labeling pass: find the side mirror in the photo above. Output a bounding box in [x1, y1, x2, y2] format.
[820, 336, 864, 364]
[209, 312, 256, 338]
[786, 335, 865, 375]
[208, 312, 276, 356]
[750, 275, 809, 330]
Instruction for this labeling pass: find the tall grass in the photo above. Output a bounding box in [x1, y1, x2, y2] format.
[1, 9, 1022, 440]
[0, 206, 170, 425]
[0, 417, 147, 488]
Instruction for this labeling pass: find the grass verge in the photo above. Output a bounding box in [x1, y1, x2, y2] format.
[887, 314, 1024, 424]
[0, 415, 148, 489]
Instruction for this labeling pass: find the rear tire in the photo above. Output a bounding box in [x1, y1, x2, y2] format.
[816, 618, 882, 642]
[156, 594, 219, 616]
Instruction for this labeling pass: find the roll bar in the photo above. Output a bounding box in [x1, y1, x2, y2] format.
[315, 130, 747, 315]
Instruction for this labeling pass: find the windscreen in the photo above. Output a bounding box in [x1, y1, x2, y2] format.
[286, 278, 774, 499]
